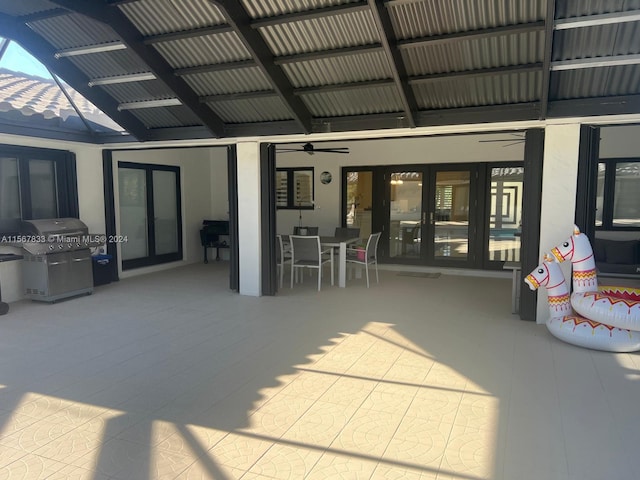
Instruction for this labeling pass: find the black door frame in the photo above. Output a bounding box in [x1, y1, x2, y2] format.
[344, 163, 491, 269]
[118, 161, 183, 270]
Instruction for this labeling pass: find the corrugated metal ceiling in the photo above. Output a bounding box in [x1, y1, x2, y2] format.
[0, 0, 638, 142]
[389, 0, 546, 39]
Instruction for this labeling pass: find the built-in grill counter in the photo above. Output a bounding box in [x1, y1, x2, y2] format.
[18, 218, 104, 302]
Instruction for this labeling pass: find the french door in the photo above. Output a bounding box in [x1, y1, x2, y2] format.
[118, 162, 182, 270]
[383, 165, 476, 267]
[343, 163, 523, 269]
[344, 164, 481, 268]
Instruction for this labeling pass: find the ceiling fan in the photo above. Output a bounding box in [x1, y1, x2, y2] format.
[478, 133, 525, 147]
[277, 142, 349, 155]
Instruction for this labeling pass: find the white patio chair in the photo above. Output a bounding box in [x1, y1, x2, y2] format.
[276, 234, 291, 288]
[289, 235, 334, 291]
[346, 232, 381, 288]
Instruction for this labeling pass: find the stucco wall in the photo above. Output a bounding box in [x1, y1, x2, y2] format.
[0, 134, 103, 302]
[111, 147, 227, 278]
[275, 133, 524, 236]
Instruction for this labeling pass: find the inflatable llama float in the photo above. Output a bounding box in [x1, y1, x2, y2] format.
[525, 226, 640, 352]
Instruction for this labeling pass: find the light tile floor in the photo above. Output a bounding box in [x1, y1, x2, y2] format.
[1, 263, 639, 479]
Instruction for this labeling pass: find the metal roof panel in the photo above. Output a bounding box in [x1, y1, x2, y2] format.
[551, 65, 640, 99]
[415, 70, 541, 109]
[153, 33, 251, 68]
[130, 105, 202, 128]
[388, 0, 545, 39]
[402, 30, 544, 75]
[281, 51, 391, 88]
[241, 0, 361, 19]
[258, 10, 379, 56]
[0, 0, 57, 17]
[66, 50, 151, 79]
[555, 0, 640, 19]
[208, 97, 294, 123]
[99, 81, 176, 104]
[183, 68, 272, 96]
[28, 13, 120, 49]
[553, 22, 640, 60]
[300, 85, 403, 116]
[119, 0, 226, 36]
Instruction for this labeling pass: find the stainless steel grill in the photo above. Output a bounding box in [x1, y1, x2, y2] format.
[20, 218, 104, 302]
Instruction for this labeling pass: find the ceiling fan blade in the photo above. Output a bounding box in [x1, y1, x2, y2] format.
[277, 143, 350, 154]
[313, 149, 350, 153]
[479, 139, 524, 143]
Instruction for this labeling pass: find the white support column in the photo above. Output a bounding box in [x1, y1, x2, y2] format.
[236, 141, 262, 296]
[537, 123, 582, 322]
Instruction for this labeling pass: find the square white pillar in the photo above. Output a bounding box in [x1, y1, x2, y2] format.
[236, 141, 262, 296]
[537, 123, 581, 322]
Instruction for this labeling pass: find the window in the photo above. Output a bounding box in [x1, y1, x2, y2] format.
[275, 168, 314, 209]
[596, 159, 640, 229]
[0, 144, 77, 234]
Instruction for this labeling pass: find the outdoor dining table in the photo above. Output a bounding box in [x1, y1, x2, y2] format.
[282, 235, 360, 288]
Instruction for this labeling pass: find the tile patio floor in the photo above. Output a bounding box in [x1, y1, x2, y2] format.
[1, 263, 639, 479]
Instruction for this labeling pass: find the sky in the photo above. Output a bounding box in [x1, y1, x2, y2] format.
[1, 39, 52, 79]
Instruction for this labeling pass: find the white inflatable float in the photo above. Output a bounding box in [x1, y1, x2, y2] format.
[525, 254, 640, 352]
[551, 226, 640, 331]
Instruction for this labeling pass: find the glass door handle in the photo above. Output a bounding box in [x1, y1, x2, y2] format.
[422, 212, 426, 224]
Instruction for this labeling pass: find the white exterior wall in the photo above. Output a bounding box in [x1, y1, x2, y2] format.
[111, 147, 227, 278]
[3, 121, 640, 303]
[236, 142, 262, 296]
[537, 124, 582, 323]
[275, 134, 524, 235]
[0, 134, 103, 302]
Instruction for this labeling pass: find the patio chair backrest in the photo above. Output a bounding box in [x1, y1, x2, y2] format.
[334, 227, 360, 239]
[290, 235, 321, 264]
[276, 234, 284, 263]
[366, 232, 382, 261]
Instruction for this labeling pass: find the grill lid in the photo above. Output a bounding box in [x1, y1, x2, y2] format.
[17, 218, 104, 255]
[21, 218, 89, 237]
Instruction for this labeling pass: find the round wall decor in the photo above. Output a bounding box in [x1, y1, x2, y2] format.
[320, 171, 332, 184]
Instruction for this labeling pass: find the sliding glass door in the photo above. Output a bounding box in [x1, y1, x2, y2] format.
[118, 162, 182, 270]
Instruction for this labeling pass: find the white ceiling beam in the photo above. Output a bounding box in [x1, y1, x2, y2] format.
[88, 72, 156, 87]
[54, 42, 126, 58]
[117, 98, 182, 110]
[555, 10, 640, 30]
[551, 54, 640, 71]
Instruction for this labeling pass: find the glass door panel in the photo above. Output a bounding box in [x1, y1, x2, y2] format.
[153, 170, 179, 255]
[345, 170, 373, 238]
[433, 170, 470, 261]
[119, 167, 148, 261]
[118, 162, 182, 269]
[488, 167, 523, 263]
[613, 162, 640, 227]
[388, 171, 423, 260]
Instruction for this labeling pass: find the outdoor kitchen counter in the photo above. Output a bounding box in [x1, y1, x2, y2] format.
[0, 253, 23, 309]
